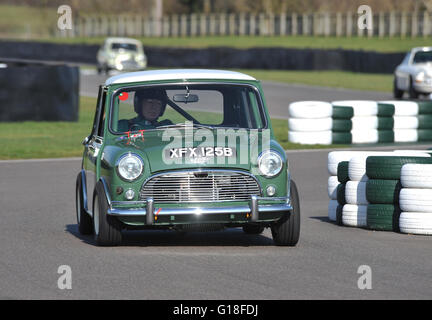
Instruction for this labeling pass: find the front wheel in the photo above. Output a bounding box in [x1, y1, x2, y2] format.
[93, 181, 122, 246]
[409, 77, 419, 99]
[271, 180, 301, 246]
[393, 78, 404, 99]
[76, 172, 93, 235]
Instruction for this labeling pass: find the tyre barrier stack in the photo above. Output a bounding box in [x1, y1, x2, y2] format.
[327, 150, 432, 235]
[289, 100, 432, 145]
[288, 101, 333, 145]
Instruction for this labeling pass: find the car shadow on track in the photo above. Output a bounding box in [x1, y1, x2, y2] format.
[309, 216, 334, 224]
[65, 224, 275, 247]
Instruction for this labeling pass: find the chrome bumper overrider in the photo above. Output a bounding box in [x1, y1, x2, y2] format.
[100, 179, 292, 225]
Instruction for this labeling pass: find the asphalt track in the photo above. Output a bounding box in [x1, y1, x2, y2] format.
[0, 73, 430, 300]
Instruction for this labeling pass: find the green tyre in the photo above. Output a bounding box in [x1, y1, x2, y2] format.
[332, 106, 354, 119]
[332, 132, 352, 144]
[418, 129, 432, 142]
[377, 130, 395, 143]
[367, 204, 401, 232]
[366, 156, 432, 180]
[366, 179, 401, 204]
[377, 103, 395, 117]
[337, 161, 350, 183]
[332, 119, 352, 132]
[336, 183, 346, 205]
[377, 117, 394, 130]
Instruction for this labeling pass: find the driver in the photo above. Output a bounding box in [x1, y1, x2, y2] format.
[118, 88, 172, 131]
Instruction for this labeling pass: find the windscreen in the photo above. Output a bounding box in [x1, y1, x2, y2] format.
[111, 43, 138, 51]
[110, 84, 265, 133]
[413, 51, 432, 64]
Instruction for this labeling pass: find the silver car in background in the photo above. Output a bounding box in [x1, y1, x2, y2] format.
[394, 47, 432, 99]
[97, 37, 147, 74]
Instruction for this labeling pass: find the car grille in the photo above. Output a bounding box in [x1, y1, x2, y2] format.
[139, 170, 261, 203]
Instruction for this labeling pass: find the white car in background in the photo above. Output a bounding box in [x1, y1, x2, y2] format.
[394, 47, 432, 99]
[97, 37, 147, 74]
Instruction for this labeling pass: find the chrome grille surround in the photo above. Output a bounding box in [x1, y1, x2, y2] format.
[139, 170, 261, 203]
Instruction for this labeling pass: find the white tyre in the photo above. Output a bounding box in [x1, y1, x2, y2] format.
[342, 204, 367, 227]
[351, 116, 378, 130]
[288, 117, 333, 132]
[348, 152, 392, 181]
[328, 176, 339, 200]
[399, 212, 432, 235]
[379, 101, 419, 116]
[288, 101, 333, 119]
[328, 200, 339, 221]
[393, 116, 419, 129]
[399, 188, 432, 212]
[394, 129, 418, 142]
[351, 129, 379, 144]
[345, 181, 368, 205]
[327, 151, 367, 176]
[393, 150, 431, 157]
[332, 100, 378, 117]
[401, 164, 432, 188]
[288, 130, 332, 145]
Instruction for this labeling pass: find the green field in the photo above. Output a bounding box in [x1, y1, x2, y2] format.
[0, 96, 339, 160]
[47, 35, 429, 53]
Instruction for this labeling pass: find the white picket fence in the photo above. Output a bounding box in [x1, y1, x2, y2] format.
[57, 11, 432, 38]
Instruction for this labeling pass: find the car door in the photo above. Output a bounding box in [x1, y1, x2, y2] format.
[83, 85, 107, 216]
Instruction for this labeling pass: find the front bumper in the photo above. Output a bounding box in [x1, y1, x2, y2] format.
[109, 197, 292, 224]
[414, 81, 432, 93]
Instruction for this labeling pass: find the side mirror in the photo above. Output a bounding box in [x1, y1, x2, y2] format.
[82, 136, 90, 146]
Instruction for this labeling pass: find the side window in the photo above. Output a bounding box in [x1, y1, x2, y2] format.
[90, 86, 103, 137]
[96, 91, 107, 137]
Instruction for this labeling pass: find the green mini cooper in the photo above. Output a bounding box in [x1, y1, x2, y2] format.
[75, 69, 300, 246]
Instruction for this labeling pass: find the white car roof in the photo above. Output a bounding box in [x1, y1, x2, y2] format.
[105, 69, 257, 85]
[104, 37, 142, 44]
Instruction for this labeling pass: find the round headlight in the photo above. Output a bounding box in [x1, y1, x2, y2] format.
[257, 151, 283, 177]
[117, 153, 143, 181]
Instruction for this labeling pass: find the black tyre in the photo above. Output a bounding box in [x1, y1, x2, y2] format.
[366, 179, 401, 204]
[332, 119, 352, 132]
[409, 77, 419, 99]
[75, 172, 93, 235]
[337, 161, 349, 183]
[271, 180, 300, 246]
[367, 204, 401, 232]
[366, 156, 432, 180]
[242, 224, 265, 234]
[393, 78, 404, 99]
[332, 106, 354, 119]
[93, 181, 122, 246]
[377, 103, 395, 117]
